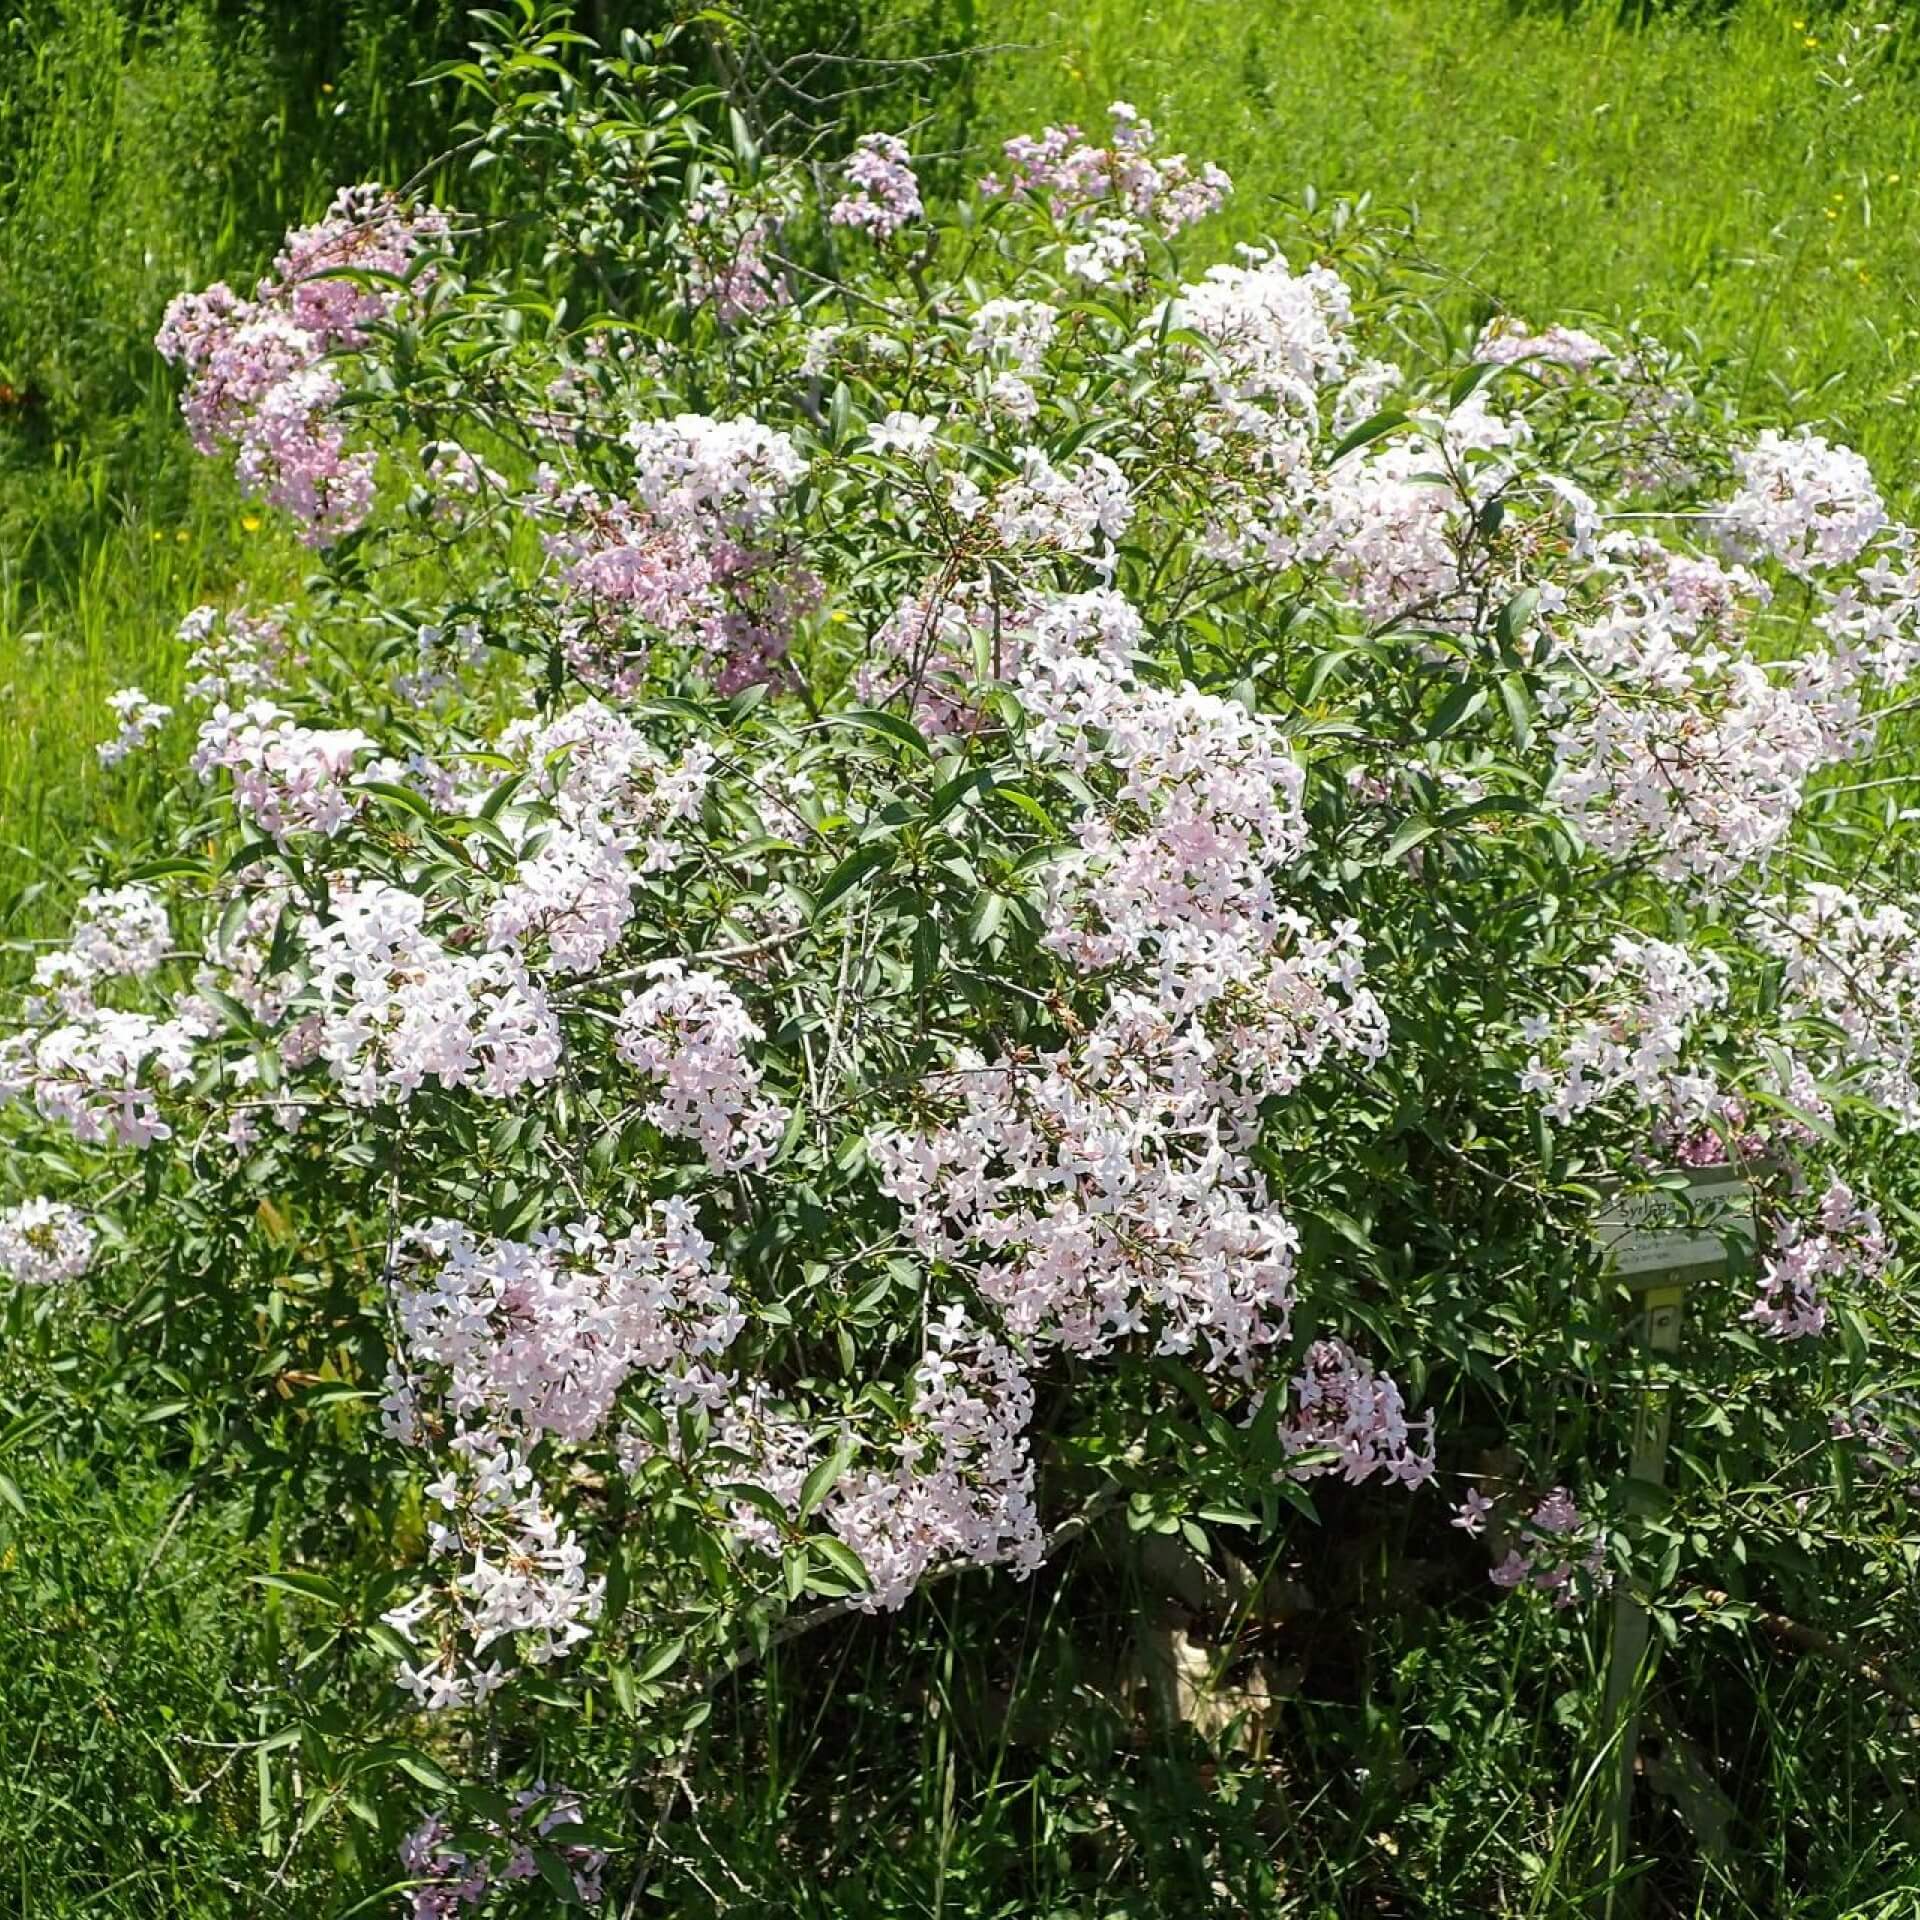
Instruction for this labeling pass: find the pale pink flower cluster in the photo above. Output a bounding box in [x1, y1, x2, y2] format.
[384, 1205, 742, 1447]
[989, 444, 1132, 555]
[156, 186, 443, 542]
[880, 590, 1395, 1398]
[983, 101, 1230, 239]
[400, 1784, 606, 1919]
[1521, 934, 1727, 1126]
[0, 1197, 95, 1287]
[1282, 1339, 1436, 1488]
[1475, 315, 1612, 373]
[1063, 217, 1146, 287]
[1331, 357, 1404, 439]
[1753, 884, 1920, 1129]
[1487, 1487, 1610, 1606]
[1178, 249, 1355, 421]
[96, 687, 172, 766]
[1016, 595, 1321, 993]
[1748, 1179, 1887, 1340]
[191, 699, 374, 846]
[1817, 546, 1920, 688]
[1724, 427, 1886, 578]
[682, 1379, 821, 1556]
[828, 1308, 1043, 1611]
[177, 603, 298, 705]
[967, 298, 1060, 373]
[31, 885, 171, 1012]
[532, 416, 811, 691]
[877, 1035, 1306, 1372]
[622, 413, 806, 528]
[1547, 544, 1870, 884]
[1314, 392, 1531, 624]
[268, 183, 451, 349]
[383, 1429, 602, 1711]
[1, 1005, 202, 1147]
[487, 701, 712, 975]
[681, 178, 784, 323]
[296, 879, 562, 1106]
[858, 577, 1038, 735]
[830, 132, 922, 239]
[423, 440, 504, 512]
[615, 962, 788, 1171]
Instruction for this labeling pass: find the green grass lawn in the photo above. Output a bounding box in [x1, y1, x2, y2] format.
[977, 0, 1920, 472]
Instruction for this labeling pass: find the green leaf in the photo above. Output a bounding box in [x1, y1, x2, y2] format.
[636, 1636, 685, 1684]
[1327, 407, 1406, 463]
[1424, 681, 1487, 740]
[1494, 585, 1542, 659]
[1497, 672, 1534, 752]
[535, 1848, 582, 1906]
[357, 779, 437, 822]
[252, 1571, 347, 1609]
[389, 1750, 458, 1794]
[797, 1433, 857, 1520]
[123, 856, 210, 883]
[809, 1536, 872, 1592]
[824, 710, 933, 759]
[811, 842, 895, 920]
[1383, 814, 1439, 862]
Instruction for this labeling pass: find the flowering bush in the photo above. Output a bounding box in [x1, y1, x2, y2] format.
[7, 10, 1920, 1906]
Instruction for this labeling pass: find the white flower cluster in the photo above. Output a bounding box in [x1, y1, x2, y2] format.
[1547, 544, 1872, 885]
[191, 699, 375, 846]
[384, 1205, 743, 1447]
[487, 700, 713, 976]
[1754, 883, 1920, 1130]
[615, 962, 788, 1171]
[0, 1197, 96, 1287]
[96, 687, 172, 766]
[1747, 1178, 1887, 1341]
[296, 879, 562, 1106]
[1522, 933, 1728, 1127]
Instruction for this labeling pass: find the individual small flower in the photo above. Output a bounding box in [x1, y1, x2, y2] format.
[867, 410, 941, 458]
[987, 371, 1040, 424]
[1450, 1487, 1494, 1534]
[0, 1197, 95, 1287]
[1489, 1549, 1530, 1590]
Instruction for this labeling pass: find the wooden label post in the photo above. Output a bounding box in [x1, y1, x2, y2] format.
[1591, 1165, 1756, 1911]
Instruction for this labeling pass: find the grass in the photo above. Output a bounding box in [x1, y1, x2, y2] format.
[6, 0, 1920, 1912]
[974, 0, 1920, 485]
[0, 0, 460, 934]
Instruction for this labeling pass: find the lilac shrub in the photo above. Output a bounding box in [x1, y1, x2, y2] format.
[7, 13, 1920, 1895]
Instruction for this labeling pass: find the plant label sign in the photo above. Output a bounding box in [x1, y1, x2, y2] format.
[1591, 1165, 1755, 1281]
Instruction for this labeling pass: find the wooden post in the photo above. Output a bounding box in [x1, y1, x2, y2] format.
[1601, 1272, 1684, 1913]
[1590, 1164, 1756, 1914]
